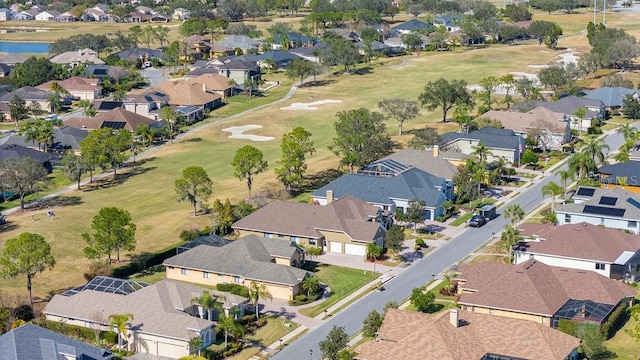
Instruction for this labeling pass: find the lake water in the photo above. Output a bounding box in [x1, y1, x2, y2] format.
[0, 41, 50, 54]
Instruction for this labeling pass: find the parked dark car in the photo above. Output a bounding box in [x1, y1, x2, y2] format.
[469, 214, 487, 227]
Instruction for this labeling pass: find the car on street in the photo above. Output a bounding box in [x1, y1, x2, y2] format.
[469, 214, 487, 227]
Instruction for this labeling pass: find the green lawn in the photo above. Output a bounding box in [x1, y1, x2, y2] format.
[299, 264, 378, 318]
[450, 213, 472, 227]
[605, 315, 640, 360]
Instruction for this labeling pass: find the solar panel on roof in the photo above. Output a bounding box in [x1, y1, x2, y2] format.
[583, 205, 625, 217]
[101, 121, 126, 129]
[599, 196, 618, 206]
[627, 197, 640, 210]
[576, 187, 596, 197]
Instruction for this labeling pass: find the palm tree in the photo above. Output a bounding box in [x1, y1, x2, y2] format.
[615, 141, 633, 163]
[618, 123, 636, 143]
[504, 204, 525, 226]
[135, 124, 154, 146]
[191, 291, 223, 321]
[442, 272, 457, 295]
[365, 243, 382, 262]
[500, 224, 522, 264]
[47, 93, 63, 114]
[108, 313, 134, 351]
[569, 152, 596, 180]
[555, 169, 575, 198]
[36, 120, 54, 152]
[227, 79, 238, 96]
[471, 142, 493, 165]
[49, 82, 69, 96]
[244, 78, 256, 97]
[453, 104, 472, 133]
[541, 181, 563, 212]
[302, 275, 321, 297]
[583, 138, 610, 165]
[491, 157, 509, 184]
[188, 336, 204, 355]
[217, 310, 244, 349]
[248, 281, 273, 320]
[78, 99, 91, 116]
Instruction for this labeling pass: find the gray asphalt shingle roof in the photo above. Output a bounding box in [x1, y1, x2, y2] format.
[557, 187, 640, 221]
[599, 161, 640, 184]
[0, 324, 114, 360]
[535, 96, 603, 119]
[441, 127, 521, 151]
[379, 149, 467, 180]
[0, 86, 53, 102]
[312, 167, 446, 207]
[0, 126, 87, 152]
[164, 236, 309, 286]
[584, 87, 637, 107]
[0, 144, 59, 164]
[391, 19, 433, 31]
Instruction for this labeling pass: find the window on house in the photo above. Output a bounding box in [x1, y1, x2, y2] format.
[290, 236, 299, 244]
[218, 273, 224, 277]
[308, 239, 317, 246]
[234, 276, 242, 283]
[203, 272, 210, 279]
[264, 233, 273, 238]
[181, 268, 188, 275]
[278, 234, 284, 238]
[601, 218, 605, 225]
[596, 263, 606, 270]
[564, 214, 571, 223]
[629, 221, 638, 228]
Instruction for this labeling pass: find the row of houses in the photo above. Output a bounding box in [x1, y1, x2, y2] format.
[0, 4, 173, 22]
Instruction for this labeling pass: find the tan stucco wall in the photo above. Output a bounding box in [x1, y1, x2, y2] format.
[234, 229, 322, 249]
[166, 266, 299, 300]
[462, 305, 551, 325]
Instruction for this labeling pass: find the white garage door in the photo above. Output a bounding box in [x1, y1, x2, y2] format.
[157, 341, 187, 359]
[330, 241, 342, 253]
[345, 243, 366, 256]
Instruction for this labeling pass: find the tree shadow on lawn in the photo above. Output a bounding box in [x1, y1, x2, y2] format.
[262, 306, 297, 323]
[0, 222, 19, 233]
[300, 79, 336, 88]
[178, 137, 203, 144]
[301, 261, 326, 273]
[298, 169, 343, 194]
[82, 166, 158, 192]
[27, 196, 83, 210]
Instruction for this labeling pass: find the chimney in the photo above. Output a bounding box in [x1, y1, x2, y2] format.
[326, 190, 334, 204]
[449, 308, 459, 328]
[202, 83, 207, 93]
[433, 145, 439, 157]
[580, 303, 586, 319]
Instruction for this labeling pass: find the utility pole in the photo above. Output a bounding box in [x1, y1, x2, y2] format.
[593, 0, 597, 24]
[603, 0, 606, 25]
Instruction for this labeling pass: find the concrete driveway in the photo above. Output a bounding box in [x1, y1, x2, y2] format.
[140, 67, 170, 86]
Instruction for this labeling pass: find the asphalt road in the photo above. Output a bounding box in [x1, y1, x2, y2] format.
[273, 127, 629, 360]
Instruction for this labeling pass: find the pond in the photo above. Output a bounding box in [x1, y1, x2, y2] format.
[0, 41, 50, 54]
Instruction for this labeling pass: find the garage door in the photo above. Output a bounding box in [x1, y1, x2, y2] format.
[157, 341, 187, 358]
[345, 243, 366, 256]
[330, 241, 342, 253]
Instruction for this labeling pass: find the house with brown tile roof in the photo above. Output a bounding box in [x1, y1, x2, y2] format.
[164, 235, 308, 300]
[457, 260, 636, 328]
[479, 107, 571, 150]
[154, 81, 222, 109]
[44, 277, 247, 359]
[232, 196, 387, 256]
[122, 90, 169, 119]
[37, 77, 101, 100]
[355, 308, 580, 360]
[184, 73, 233, 98]
[515, 222, 640, 281]
[65, 107, 160, 131]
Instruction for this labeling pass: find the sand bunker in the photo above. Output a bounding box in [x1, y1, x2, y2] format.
[222, 125, 274, 142]
[280, 99, 342, 111]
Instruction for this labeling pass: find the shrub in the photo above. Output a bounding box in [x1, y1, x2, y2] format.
[601, 302, 629, 339]
[222, 342, 243, 357]
[415, 238, 426, 248]
[256, 317, 267, 328]
[588, 126, 603, 135]
[112, 245, 179, 278]
[435, 216, 446, 222]
[216, 283, 250, 298]
[100, 331, 118, 345]
[11, 305, 34, 322]
[295, 294, 307, 303]
[84, 260, 112, 281]
[543, 211, 558, 225]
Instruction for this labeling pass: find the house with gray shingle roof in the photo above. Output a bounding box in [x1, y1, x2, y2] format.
[379, 147, 468, 181]
[217, 35, 262, 53]
[0, 323, 114, 360]
[0, 144, 58, 172]
[535, 95, 605, 131]
[164, 235, 309, 300]
[440, 127, 525, 164]
[584, 87, 637, 109]
[557, 186, 640, 234]
[312, 162, 451, 221]
[390, 19, 434, 35]
[233, 196, 388, 257]
[44, 278, 246, 359]
[0, 126, 87, 153]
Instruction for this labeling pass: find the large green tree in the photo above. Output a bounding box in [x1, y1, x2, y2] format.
[78, 128, 131, 178]
[83, 207, 137, 263]
[217, 310, 244, 349]
[62, 150, 90, 190]
[419, 78, 473, 122]
[285, 58, 315, 86]
[274, 127, 315, 191]
[378, 98, 420, 135]
[406, 199, 426, 235]
[175, 166, 213, 216]
[329, 108, 392, 173]
[410, 288, 437, 313]
[0, 232, 56, 307]
[362, 309, 383, 338]
[8, 95, 27, 128]
[10, 56, 66, 88]
[319, 325, 349, 360]
[0, 157, 49, 210]
[232, 145, 268, 197]
[384, 225, 404, 260]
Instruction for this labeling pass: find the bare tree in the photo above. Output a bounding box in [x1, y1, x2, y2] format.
[107, 66, 128, 87]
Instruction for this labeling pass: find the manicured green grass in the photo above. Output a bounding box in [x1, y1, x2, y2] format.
[298, 264, 378, 318]
[430, 280, 457, 301]
[605, 315, 640, 360]
[450, 213, 472, 227]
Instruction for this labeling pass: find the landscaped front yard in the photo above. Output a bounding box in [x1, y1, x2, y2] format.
[299, 263, 378, 318]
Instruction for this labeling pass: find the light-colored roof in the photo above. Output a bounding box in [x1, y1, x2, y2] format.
[557, 186, 640, 221]
[458, 260, 636, 316]
[585, 87, 637, 107]
[0, 53, 27, 65]
[355, 309, 580, 360]
[518, 222, 640, 263]
[50, 49, 105, 65]
[232, 196, 382, 242]
[65, 107, 157, 131]
[36, 77, 100, 92]
[164, 235, 309, 286]
[44, 279, 229, 341]
[153, 81, 221, 106]
[0, 86, 53, 102]
[480, 107, 567, 134]
[184, 73, 233, 91]
[379, 148, 467, 180]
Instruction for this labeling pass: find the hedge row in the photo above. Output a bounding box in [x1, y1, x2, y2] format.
[112, 244, 181, 278]
[37, 319, 118, 345]
[602, 302, 629, 339]
[216, 283, 250, 298]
